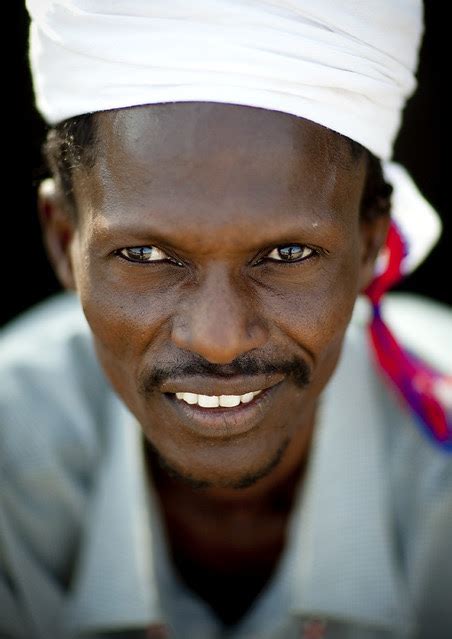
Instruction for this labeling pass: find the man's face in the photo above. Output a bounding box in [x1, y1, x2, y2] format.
[59, 103, 377, 488]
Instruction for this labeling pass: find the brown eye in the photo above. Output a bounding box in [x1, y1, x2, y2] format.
[117, 246, 177, 264]
[266, 244, 315, 262]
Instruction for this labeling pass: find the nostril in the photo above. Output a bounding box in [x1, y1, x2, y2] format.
[171, 322, 268, 365]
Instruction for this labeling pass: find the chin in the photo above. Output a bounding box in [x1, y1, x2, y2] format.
[145, 434, 290, 491]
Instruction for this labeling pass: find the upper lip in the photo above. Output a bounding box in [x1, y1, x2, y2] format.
[159, 373, 285, 397]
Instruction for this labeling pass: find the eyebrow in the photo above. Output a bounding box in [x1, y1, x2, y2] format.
[90, 212, 341, 253]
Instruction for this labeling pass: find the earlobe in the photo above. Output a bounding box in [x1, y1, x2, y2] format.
[358, 214, 391, 292]
[38, 178, 78, 291]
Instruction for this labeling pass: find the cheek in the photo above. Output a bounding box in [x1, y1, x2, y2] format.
[78, 282, 178, 406]
[87, 292, 171, 357]
[268, 255, 361, 356]
[74, 258, 177, 366]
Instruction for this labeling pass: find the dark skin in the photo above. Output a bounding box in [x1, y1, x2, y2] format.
[39, 103, 389, 625]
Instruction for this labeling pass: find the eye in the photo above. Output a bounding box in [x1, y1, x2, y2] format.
[116, 246, 182, 265]
[264, 244, 316, 263]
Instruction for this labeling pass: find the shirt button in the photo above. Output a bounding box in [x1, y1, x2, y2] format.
[146, 623, 170, 639]
[301, 618, 328, 638]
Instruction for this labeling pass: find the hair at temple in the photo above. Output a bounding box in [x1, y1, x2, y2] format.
[43, 111, 393, 222]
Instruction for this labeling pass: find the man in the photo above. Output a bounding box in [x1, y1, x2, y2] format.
[1, 1, 451, 638]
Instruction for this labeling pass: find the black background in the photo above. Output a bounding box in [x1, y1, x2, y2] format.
[3, 2, 447, 328]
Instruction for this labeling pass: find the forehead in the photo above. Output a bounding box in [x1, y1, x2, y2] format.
[75, 103, 365, 237]
[94, 101, 355, 177]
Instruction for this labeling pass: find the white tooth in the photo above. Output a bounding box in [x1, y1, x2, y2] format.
[252, 390, 262, 398]
[240, 392, 254, 404]
[197, 394, 220, 408]
[219, 395, 241, 408]
[179, 392, 198, 405]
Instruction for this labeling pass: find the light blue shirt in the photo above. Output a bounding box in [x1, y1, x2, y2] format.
[1, 293, 451, 639]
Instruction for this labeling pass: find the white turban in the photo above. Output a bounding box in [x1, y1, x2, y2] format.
[26, 0, 441, 274]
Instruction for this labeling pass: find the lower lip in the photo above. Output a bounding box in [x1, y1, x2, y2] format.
[163, 384, 282, 439]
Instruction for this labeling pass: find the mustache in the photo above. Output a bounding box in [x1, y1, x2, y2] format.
[138, 353, 312, 396]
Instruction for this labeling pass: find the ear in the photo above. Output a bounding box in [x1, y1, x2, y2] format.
[38, 178, 78, 291]
[358, 213, 391, 293]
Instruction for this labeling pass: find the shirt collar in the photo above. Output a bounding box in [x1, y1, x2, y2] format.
[64, 393, 164, 635]
[64, 311, 415, 636]
[289, 320, 415, 634]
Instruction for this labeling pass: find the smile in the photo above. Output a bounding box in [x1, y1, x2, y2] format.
[163, 382, 283, 439]
[175, 390, 262, 408]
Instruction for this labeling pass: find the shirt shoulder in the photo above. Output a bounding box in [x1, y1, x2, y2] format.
[352, 294, 452, 634]
[349, 293, 452, 540]
[0, 293, 112, 480]
[0, 295, 121, 636]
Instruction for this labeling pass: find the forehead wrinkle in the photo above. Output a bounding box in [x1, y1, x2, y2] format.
[76, 104, 366, 242]
[83, 144, 353, 221]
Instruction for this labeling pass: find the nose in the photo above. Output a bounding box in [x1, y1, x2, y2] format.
[171, 265, 268, 364]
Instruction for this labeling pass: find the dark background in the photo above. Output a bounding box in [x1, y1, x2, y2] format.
[3, 2, 447, 328]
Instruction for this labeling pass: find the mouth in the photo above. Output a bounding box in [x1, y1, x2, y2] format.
[174, 389, 263, 408]
[162, 382, 283, 439]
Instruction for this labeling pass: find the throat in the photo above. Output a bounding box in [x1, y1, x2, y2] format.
[153, 481, 300, 626]
[169, 527, 287, 626]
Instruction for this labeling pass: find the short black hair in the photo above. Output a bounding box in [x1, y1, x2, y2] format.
[44, 113, 97, 213]
[43, 112, 392, 221]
